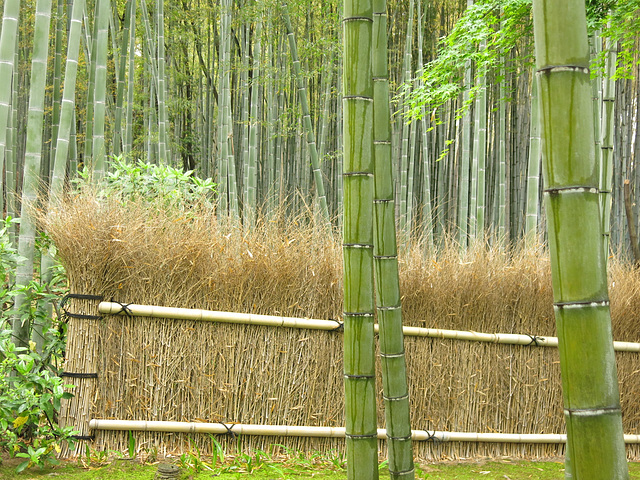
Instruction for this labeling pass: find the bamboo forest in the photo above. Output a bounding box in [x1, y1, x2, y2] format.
[2, 0, 639, 247]
[3, 0, 640, 479]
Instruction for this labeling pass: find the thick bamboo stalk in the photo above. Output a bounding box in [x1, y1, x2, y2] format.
[525, 76, 541, 247]
[97, 302, 640, 352]
[123, 0, 137, 157]
[12, 0, 53, 349]
[47, 0, 65, 177]
[342, 0, 378, 475]
[112, 0, 133, 157]
[533, 0, 629, 477]
[156, 0, 169, 164]
[92, 0, 109, 178]
[86, 419, 640, 445]
[372, 0, 414, 477]
[0, 0, 21, 219]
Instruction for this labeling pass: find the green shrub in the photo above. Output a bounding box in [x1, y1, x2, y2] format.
[0, 217, 78, 472]
[76, 156, 216, 210]
[0, 331, 77, 472]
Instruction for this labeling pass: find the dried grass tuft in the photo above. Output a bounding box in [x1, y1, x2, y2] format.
[46, 194, 640, 461]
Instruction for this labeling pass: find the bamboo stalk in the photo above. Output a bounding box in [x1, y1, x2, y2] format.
[86, 419, 640, 444]
[97, 302, 640, 352]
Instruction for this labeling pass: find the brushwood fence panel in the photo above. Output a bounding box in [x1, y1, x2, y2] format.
[58, 296, 640, 461]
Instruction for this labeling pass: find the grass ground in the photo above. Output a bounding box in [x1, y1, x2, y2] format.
[2, 458, 640, 480]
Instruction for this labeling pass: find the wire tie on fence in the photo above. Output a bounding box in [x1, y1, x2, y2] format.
[71, 435, 95, 441]
[61, 372, 98, 379]
[217, 422, 237, 440]
[526, 334, 540, 347]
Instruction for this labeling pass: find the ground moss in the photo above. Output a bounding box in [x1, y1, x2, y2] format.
[2, 461, 640, 480]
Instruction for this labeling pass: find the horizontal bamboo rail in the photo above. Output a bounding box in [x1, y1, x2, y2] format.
[88, 419, 640, 444]
[98, 302, 640, 352]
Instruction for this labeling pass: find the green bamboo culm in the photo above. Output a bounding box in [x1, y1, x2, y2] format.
[38, 0, 86, 354]
[532, 1, 629, 478]
[372, 0, 414, 478]
[12, 0, 53, 349]
[342, 0, 378, 477]
[282, 4, 331, 227]
[525, 75, 541, 248]
[92, 0, 110, 179]
[0, 0, 21, 217]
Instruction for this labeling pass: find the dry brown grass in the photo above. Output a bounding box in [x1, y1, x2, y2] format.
[45, 194, 640, 461]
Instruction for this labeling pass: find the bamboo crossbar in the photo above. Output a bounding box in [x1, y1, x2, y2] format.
[98, 302, 640, 352]
[88, 419, 640, 444]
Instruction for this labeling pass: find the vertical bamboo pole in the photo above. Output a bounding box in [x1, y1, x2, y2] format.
[113, 0, 133, 157]
[245, 20, 262, 228]
[157, 0, 169, 164]
[282, 4, 331, 227]
[0, 0, 21, 218]
[124, 0, 137, 157]
[532, 1, 629, 477]
[343, 0, 378, 477]
[457, 0, 473, 249]
[600, 34, 616, 260]
[416, 0, 432, 248]
[525, 76, 541, 248]
[92, 0, 109, 179]
[372, 0, 414, 477]
[497, 8, 507, 244]
[13, 0, 53, 349]
[475, 41, 487, 240]
[47, 0, 65, 180]
[397, 0, 414, 239]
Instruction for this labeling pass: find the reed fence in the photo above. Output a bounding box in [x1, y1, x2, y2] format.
[47, 198, 640, 461]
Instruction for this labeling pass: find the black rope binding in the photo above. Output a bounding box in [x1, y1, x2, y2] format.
[71, 435, 95, 441]
[61, 372, 98, 379]
[423, 427, 442, 445]
[60, 294, 104, 321]
[110, 300, 133, 316]
[217, 422, 237, 441]
[526, 334, 540, 347]
[332, 320, 344, 332]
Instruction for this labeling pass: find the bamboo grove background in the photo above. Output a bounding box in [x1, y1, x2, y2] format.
[2, 0, 640, 251]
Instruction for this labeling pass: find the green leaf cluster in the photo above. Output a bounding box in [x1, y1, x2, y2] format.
[77, 156, 217, 211]
[406, 0, 533, 120]
[597, 0, 640, 79]
[0, 217, 76, 473]
[407, 0, 640, 120]
[0, 333, 78, 472]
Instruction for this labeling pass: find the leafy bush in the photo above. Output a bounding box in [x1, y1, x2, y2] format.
[77, 156, 216, 210]
[0, 217, 78, 472]
[0, 331, 77, 472]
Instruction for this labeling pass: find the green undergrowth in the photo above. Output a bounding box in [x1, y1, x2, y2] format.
[2, 457, 640, 480]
